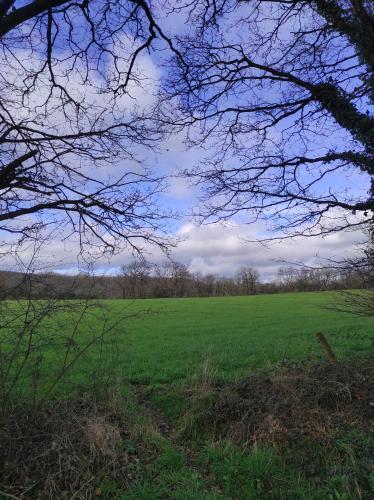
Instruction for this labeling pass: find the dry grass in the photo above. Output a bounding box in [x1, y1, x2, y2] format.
[0, 398, 135, 499]
[193, 357, 374, 447]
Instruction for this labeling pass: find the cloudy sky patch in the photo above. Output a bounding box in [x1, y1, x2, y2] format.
[2, 217, 363, 281]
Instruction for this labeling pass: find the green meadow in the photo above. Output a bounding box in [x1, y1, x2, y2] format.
[2, 292, 374, 499]
[26, 290, 372, 413]
[69, 291, 372, 387]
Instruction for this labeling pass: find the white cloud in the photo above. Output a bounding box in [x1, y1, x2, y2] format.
[172, 221, 364, 279]
[0, 219, 364, 280]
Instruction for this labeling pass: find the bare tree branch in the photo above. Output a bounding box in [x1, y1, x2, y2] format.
[163, 0, 374, 237]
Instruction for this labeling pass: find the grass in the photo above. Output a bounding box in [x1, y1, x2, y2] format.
[94, 292, 372, 385]
[7, 291, 371, 394]
[198, 443, 325, 499]
[1, 291, 373, 498]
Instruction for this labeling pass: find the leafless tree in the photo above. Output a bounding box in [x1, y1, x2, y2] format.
[0, 0, 176, 256]
[163, 0, 374, 239]
[119, 259, 152, 298]
[236, 266, 259, 294]
[277, 266, 300, 290]
[169, 261, 191, 297]
[152, 260, 191, 297]
[277, 263, 343, 291]
[330, 230, 374, 315]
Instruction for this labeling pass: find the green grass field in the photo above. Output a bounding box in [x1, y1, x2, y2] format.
[62, 291, 371, 391]
[2, 292, 374, 499]
[10, 291, 370, 392]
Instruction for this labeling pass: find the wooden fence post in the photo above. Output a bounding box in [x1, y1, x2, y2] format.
[316, 332, 338, 364]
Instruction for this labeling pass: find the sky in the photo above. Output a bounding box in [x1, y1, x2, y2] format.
[0, 1, 369, 280]
[7, 204, 364, 281]
[5, 122, 365, 280]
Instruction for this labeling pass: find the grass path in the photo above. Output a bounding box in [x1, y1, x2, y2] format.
[128, 384, 225, 499]
[122, 357, 374, 500]
[120, 384, 224, 500]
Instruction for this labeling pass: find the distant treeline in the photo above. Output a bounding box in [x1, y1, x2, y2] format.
[0, 260, 368, 300]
